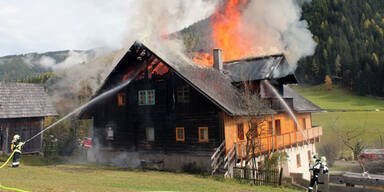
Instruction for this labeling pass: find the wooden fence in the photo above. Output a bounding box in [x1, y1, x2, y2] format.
[233, 167, 283, 186]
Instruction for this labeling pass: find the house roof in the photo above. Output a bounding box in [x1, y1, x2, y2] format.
[0, 83, 58, 119]
[141, 40, 274, 116]
[82, 40, 319, 117]
[223, 55, 297, 83]
[284, 86, 322, 112]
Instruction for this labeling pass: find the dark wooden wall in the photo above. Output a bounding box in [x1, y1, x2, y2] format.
[91, 60, 224, 154]
[0, 117, 43, 153]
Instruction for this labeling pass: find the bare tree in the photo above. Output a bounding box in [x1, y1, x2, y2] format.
[331, 115, 366, 161]
[241, 80, 270, 169]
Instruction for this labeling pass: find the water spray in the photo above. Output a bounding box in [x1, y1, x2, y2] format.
[24, 63, 146, 145]
[263, 80, 309, 145]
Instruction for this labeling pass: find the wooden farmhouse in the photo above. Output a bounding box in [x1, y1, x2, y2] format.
[0, 83, 57, 154]
[80, 41, 322, 180]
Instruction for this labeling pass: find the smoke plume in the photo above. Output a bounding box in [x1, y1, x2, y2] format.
[46, 0, 220, 107]
[236, 0, 316, 66]
[121, 0, 219, 46]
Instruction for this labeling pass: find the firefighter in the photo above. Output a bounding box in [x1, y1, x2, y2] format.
[11, 134, 24, 168]
[308, 156, 328, 192]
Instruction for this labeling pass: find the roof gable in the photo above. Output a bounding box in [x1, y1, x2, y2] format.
[0, 83, 58, 119]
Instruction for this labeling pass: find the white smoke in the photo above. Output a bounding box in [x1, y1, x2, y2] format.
[47, 0, 220, 105]
[39, 56, 56, 68]
[121, 0, 219, 46]
[239, 0, 316, 66]
[54, 51, 88, 70]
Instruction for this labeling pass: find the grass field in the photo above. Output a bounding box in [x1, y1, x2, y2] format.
[292, 84, 384, 148]
[0, 160, 301, 192]
[312, 111, 384, 144]
[290, 85, 384, 110]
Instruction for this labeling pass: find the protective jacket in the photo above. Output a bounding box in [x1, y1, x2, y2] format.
[11, 137, 23, 168]
[308, 158, 328, 192]
[11, 140, 23, 154]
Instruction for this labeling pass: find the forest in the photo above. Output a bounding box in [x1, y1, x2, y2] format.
[297, 0, 384, 96]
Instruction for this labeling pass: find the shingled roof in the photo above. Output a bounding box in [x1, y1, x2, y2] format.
[0, 83, 58, 119]
[284, 86, 322, 113]
[223, 55, 297, 84]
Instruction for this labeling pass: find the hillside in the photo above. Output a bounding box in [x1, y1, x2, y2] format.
[0, 50, 96, 82]
[297, 0, 384, 96]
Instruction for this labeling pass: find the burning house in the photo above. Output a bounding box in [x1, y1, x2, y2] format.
[0, 83, 57, 154]
[80, 40, 322, 180]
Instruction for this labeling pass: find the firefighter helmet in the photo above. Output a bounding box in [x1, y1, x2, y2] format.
[13, 134, 20, 141]
[321, 156, 327, 163]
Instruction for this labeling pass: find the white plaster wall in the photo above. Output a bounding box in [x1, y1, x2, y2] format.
[282, 143, 317, 180]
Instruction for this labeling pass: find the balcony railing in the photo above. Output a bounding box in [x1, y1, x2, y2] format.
[235, 126, 322, 158]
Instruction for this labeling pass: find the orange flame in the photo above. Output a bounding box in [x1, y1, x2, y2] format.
[192, 0, 257, 66]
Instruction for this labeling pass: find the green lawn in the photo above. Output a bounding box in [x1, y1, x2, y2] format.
[0, 162, 301, 192]
[291, 84, 384, 148]
[290, 85, 384, 110]
[312, 111, 384, 144]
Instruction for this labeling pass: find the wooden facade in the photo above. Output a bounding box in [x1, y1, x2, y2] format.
[90, 60, 224, 154]
[223, 112, 322, 158]
[0, 117, 43, 153]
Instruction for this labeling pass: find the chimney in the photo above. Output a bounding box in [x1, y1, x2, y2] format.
[213, 49, 223, 72]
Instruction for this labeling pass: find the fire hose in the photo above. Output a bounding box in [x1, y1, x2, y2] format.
[0, 149, 31, 192]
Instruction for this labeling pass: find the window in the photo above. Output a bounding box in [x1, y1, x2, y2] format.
[301, 118, 306, 129]
[237, 123, 244, 140]
[308, 150, 312, 163]
[138, 89, 155, 105]
[275, 120, 281, 136]
[176, 127, 185, 141]
[296, 154, 301, 168]
[177, 85, 190, 103]
[117, 93, 126, 106]
[294, 121, 298, 132]
[146, 127, 155, 141]
[198, 127, 208, 142]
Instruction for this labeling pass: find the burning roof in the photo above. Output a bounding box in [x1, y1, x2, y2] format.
[140, 40, 273, 116]
[0, 83, 58, 119]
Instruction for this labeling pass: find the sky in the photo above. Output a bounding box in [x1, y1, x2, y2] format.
[0, 0, 130, 56]
[0, 0, 219, 57]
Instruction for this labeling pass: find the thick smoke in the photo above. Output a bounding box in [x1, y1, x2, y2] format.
[45, 0, 219, 107]
[121, 0, 218, 45]
[239, 0, 316, 66]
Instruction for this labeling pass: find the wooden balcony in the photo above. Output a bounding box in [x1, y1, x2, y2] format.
[235, 126, 322, 158]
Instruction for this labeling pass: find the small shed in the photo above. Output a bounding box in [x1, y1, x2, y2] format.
[0, 83, 57, 154]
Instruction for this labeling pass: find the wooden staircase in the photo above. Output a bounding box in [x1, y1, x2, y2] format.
[211, 141, 238, 178]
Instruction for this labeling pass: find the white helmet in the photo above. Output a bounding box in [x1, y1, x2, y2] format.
[13, 134, 20, 140]
[321, 156, 327, 163]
